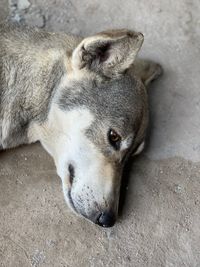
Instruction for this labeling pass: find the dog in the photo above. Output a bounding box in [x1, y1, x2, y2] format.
[0, 23, 162, 227]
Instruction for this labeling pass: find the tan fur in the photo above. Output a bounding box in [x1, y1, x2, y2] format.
[0, 23, 162, 226]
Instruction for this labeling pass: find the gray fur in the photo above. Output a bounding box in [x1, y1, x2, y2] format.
[0, 22, 162, 226]
[0, 22, 80, 148]
[57, 73, 147, 157]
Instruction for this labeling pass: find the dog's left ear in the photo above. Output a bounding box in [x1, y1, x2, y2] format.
[72, 29, 144, 78]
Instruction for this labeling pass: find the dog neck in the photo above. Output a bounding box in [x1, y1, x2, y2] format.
[0, 56, 67, 150]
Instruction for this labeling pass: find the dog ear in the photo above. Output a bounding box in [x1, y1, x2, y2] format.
[72, 29, 144, 78]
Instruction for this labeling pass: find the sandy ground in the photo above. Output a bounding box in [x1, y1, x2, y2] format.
[0, 0, 200, 266]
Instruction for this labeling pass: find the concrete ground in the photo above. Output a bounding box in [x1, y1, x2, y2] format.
[0, 0, 200, 266]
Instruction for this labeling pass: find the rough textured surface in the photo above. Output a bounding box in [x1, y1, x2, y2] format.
[0, 0, 8, 22]
[0, 0, 200, 266]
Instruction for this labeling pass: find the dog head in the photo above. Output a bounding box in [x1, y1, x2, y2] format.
[38, 29, 148, 227]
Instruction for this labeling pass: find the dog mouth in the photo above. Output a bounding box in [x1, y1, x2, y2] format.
[67, 189, 77, 213]
[65, 163, 116, 227]
[68, 164, 75, 186]
[67, 189, 89, 220]
[67, 188, 116, 227]
[65, 163, 78, 212]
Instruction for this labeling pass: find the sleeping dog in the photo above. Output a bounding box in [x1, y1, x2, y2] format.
[0, 23, 162, 227]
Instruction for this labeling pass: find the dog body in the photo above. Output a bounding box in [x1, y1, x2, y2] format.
[0, 23, 162, 227]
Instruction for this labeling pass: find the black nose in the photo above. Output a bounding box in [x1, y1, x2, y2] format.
[96, 211, 116, 227]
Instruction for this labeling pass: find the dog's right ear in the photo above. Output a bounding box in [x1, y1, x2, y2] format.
[71, 29, 144, 78]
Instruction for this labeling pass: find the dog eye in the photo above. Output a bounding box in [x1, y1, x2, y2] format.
[108, 129, 121, 150]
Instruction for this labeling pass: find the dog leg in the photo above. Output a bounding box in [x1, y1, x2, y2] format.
[133, 59, 163, 86]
